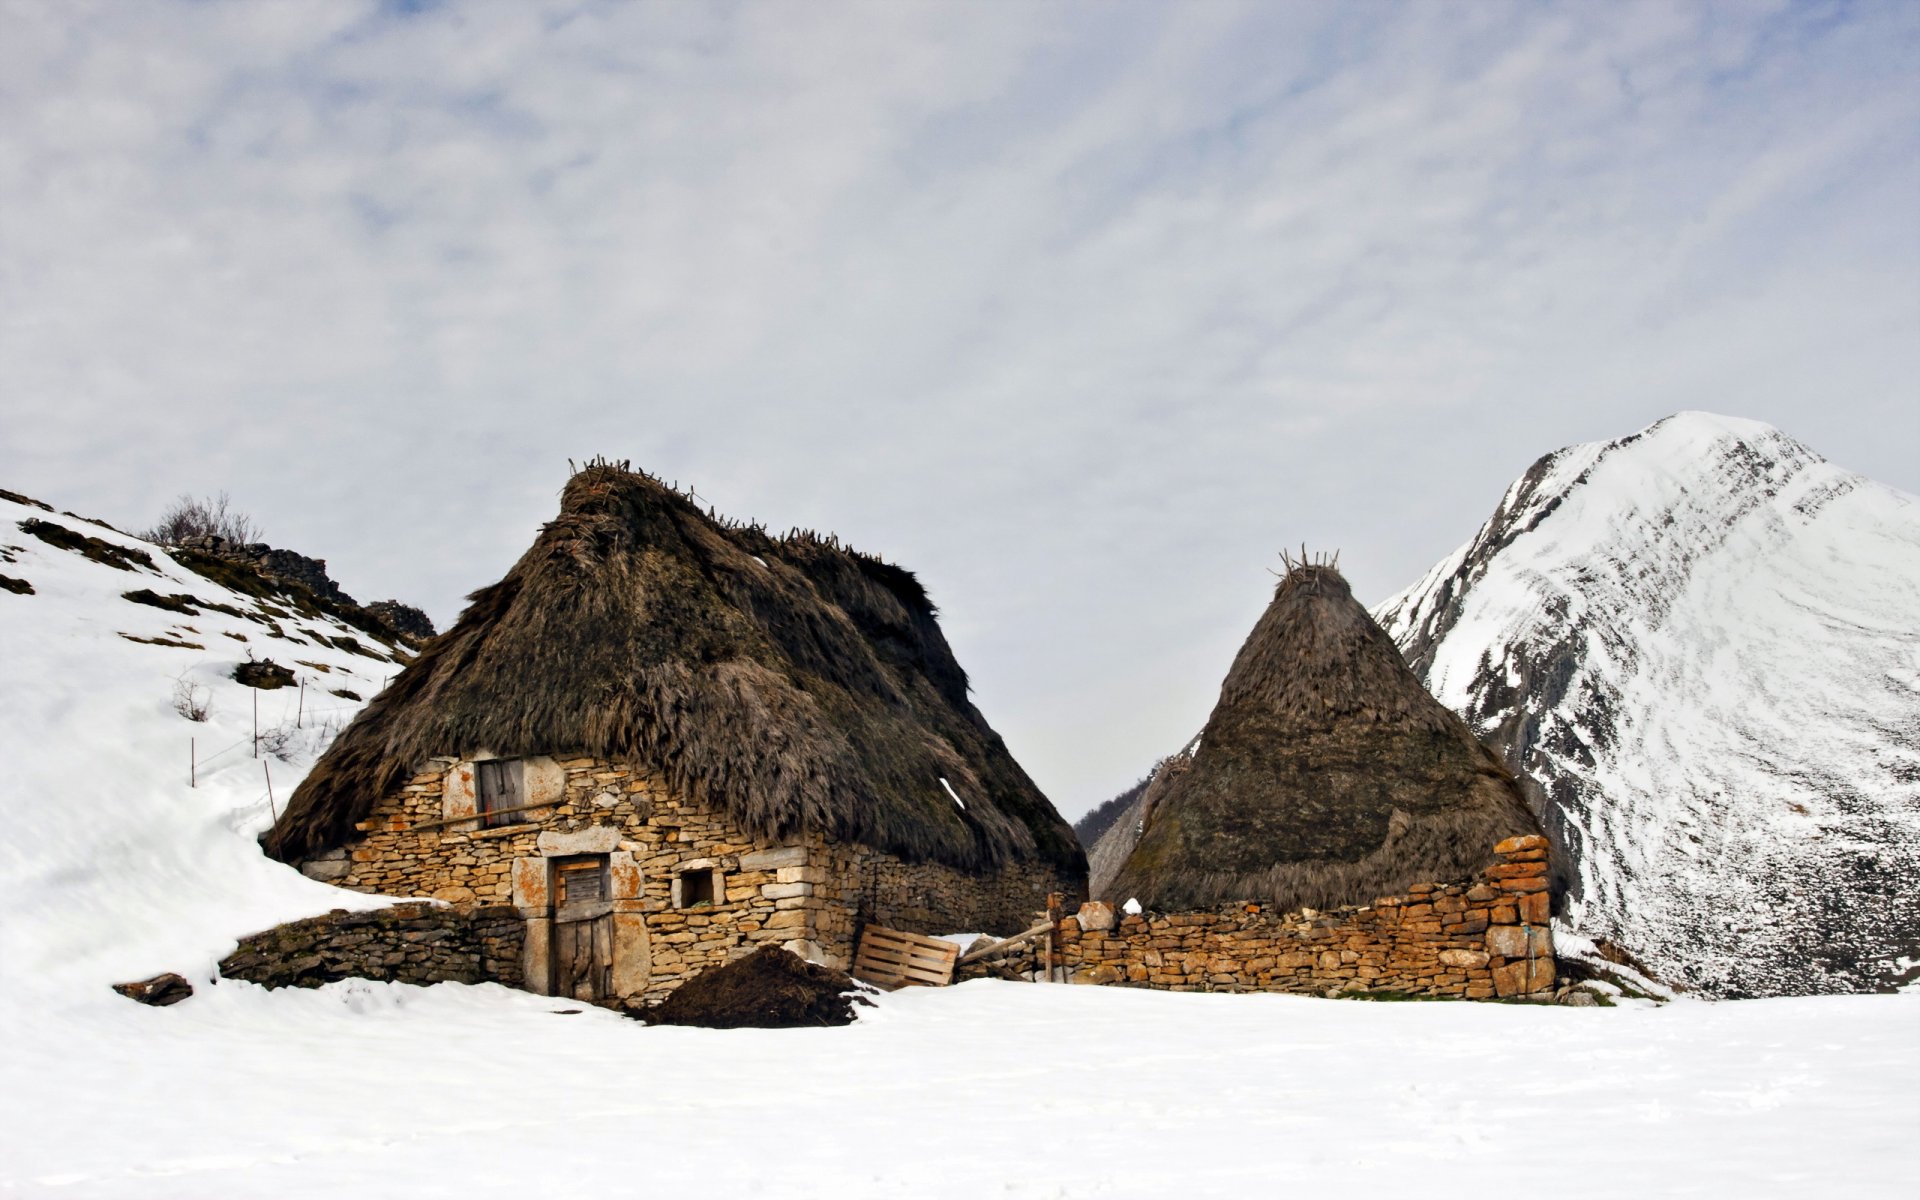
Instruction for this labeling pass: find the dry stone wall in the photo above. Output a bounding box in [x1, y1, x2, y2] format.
[219, 903, 524, 990]
[292, 753, 1081, 1005]
[964, 836, 1556, 1000]
[810, 841, 1083, 943]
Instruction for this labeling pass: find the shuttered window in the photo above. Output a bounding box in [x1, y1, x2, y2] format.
[557, 858, 608, 905]
[476, 759, 523, 828]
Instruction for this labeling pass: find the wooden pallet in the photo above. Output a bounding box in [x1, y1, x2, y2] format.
[852, 926, 959, 989]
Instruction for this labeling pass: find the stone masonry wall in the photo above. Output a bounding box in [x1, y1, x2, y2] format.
[809, 840, 1085, 947]
[971, 836, 1555, 1000]
[218, 902, 524, 991]
[294, 754, 1081, 1004]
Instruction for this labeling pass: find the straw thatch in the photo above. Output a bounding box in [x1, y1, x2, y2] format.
[1104, 561, 1538, 912]
[264, 464, 1082, 876]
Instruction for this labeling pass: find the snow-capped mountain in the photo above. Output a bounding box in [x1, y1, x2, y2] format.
[1376, 413, 1920, 998]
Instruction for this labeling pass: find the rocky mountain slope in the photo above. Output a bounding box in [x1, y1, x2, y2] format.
[1376, 413, 1920, 997]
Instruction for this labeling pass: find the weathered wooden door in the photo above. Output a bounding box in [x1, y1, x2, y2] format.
[551, 856, 613, 1002]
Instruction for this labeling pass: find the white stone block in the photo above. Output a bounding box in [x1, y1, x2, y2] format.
[537, 825, 620, 855]
[739, 846, 808, 870]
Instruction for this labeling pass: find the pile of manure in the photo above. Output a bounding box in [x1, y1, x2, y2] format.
[640, 946, 871, 1029]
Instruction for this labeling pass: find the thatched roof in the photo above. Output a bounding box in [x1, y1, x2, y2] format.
[265, 464, 1083, 877]
[1104, 562, 1538, 911]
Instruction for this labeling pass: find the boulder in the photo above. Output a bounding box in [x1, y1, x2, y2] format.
[233, 659, 296, 690]
[112, 973, 194, 1006]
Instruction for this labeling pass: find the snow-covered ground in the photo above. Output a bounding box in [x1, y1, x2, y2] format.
[3, 490, 1917, 1198]
[7, 976, 1917, 1198]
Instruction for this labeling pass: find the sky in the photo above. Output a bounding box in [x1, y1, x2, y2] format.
[2, 0, 1916, 820]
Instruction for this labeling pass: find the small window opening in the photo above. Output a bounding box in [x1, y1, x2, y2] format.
[677, 868, 717, 908]
[556, 857, 608, 906]
[476, 759, 524, 828]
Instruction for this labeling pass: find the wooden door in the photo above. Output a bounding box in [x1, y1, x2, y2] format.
[551, 856, 613, 1002]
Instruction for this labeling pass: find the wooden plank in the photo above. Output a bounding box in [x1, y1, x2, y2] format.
[859, 932, 956, 959]
[858, 955, 954, 983]
[592, 916, 614, 1000]
[852, 926, 957, 989]
[855, 942, 953, 968]
[955, 921, 1055, 965]
[860, 936, 956, 963]
[409, 797, 558, 831]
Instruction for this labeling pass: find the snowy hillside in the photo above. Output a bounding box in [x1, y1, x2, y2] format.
[0, 489, 403, 999]
[1377, 414, 1920, 998]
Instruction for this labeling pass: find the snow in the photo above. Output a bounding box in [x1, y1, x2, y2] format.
[4, 487, 1918, 1197]
[1377, 412, 1920, 996]
[3, 980, 1916, 1197]
[939, 775, 966, 810]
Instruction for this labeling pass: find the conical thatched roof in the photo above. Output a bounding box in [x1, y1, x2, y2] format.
[1104, 562, 1538, 911]
[265, 464, 1083, 876]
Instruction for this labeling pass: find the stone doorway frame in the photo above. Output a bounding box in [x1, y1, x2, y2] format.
[510, 826, 650, 999]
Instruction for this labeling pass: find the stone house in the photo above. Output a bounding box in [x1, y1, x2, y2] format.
[262, 463, 1085, 1006]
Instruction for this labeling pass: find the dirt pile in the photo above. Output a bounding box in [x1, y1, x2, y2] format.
[641, 946, 869, 1029]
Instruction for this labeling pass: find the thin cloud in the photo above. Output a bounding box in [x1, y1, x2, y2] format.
[2, 0, 1914, 815]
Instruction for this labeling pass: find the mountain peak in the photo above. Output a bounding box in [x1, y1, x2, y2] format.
[1377, 417, 1920, 997]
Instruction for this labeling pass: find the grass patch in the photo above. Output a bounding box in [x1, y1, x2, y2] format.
[0, 488, 53, 512]
[0, 573, 33, 595]
[295, 659, 333, 673]
[123, 589, 198, 614]
[20, 519, 155, 573]
[122, 589, 250, 618]
[327, 633, 385, 659]
[168, 546, 403, 652]
[120, 632, 205, 650]
[330, 688, 364, 701]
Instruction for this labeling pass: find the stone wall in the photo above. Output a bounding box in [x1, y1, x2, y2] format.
[964, 836, 1556, 1000]
[293, 753, 1081, 1004]
[810, 842, 1084, 944]
[218, 902, 524, 990]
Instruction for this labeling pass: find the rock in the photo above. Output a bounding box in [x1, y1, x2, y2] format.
[233, 658, 296, 690]
[112, 973, 194, 1006]
[1494, 834, 1549, 855]
[365, 599, 436, 642]
[1438, 949, 1490, 968]
[1075, 900, 1116, 932]
[1485, 925, 1529, 958]
[1071, 963, 1123, 985]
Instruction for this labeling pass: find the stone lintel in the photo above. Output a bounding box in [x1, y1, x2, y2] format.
[740, 846, 808, 870]
[537, 826, 620, 856]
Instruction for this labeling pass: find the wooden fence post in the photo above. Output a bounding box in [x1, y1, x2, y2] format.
[1045, 892, 1064, 983]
